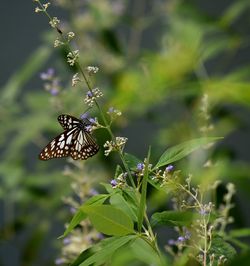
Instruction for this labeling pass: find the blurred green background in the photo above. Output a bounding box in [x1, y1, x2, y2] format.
[1, 0, 250, 265]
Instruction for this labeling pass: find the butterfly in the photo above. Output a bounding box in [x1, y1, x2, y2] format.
[39, 114, 99, 160]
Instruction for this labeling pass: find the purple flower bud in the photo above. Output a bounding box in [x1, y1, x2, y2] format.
[87, 91, 93, 97]
[63, 237, 71, 245]
[97, 233, 104, 240]
[110, 179, 118, 187]
[47, 68, 55, 76]
[50, 88, 59, 96]
[80, 112, 89, 120]
[199, 208, 208, 215]
[108, 107, 114, 113]
[40, 68, 55, 80]
[89, 118, 96, 124]
[168, 239, 176, 246]
[70, 207, 76, 214]
[85, 125, 92, 132]
[89, 188, 98, 196]
[177, 236, 185, 242]
[55, 258, 65, 265]
[137, 163, 144, 171]
[165, 165, 174, 172]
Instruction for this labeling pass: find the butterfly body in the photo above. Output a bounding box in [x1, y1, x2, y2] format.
[39, 114, 99, 160]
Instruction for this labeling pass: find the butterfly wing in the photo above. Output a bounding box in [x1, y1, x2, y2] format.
[70, 130, 99, 160]
[39, 114, 99, 160]
[57, 114, 83, 130]
[58, 114, 90, 131]
[39, 127, 78, 160]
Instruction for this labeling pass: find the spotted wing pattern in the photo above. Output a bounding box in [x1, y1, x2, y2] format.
[57, 114, 85, 130]
[39, 115, 99, 160]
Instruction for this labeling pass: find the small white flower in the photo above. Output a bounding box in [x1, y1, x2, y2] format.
[72, 73, 81, 87]
[54, 38, 64, 47]
[107, 107, 122, 118]
[43, 2, 50, 10]
[67, 50, 79, 66]
[67, 31, 75, 41]
[49, 17, 60, 28]
[84, 88, 103, 107]
[86, 66, 99, 75]
[35, 7, 42, 13]
[103, 137, 128, 156]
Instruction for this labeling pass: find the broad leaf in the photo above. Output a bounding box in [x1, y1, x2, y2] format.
[209, 236, 236, 261]
[229, 228, 250, 238]
[130, 237, 167, 266]
[110, 193, 137, 222]
[154, 137, 222, 169]
[70, 246, 95, 266]
[228, 251, 250, 266]
[82, 205, 134, 236]
[60, 194, 109, 238]
[71, 235, 137, 266]
[151, 210, 195, 227]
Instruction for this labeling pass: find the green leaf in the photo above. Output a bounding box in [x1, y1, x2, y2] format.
[154, 137, 223, 169]
[71, 235, 137, 266]
[122, 188, 139, 219]
[130, 237, 167, 266]
[60, 194, 109, 238]
[80, 236, 136, 265]
[101, 182, 114, 194]
[151, 210, 195, 227]
[138, 147, 151, 232]
[228, 251, 250, 266]
[220, 1, 249, 27]
[82, 205, 134, 236]
[209, 236, 236, 261]
[110, 193, 137, 222]
[229, 228, 250, 238]
[124, 153, 142, 170]
[70, 246, 95, 266]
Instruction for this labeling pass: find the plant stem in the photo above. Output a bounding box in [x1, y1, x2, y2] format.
[36, 3, 160, 257]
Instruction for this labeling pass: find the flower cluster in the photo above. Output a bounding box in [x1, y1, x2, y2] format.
[54, 38, 64, 47]
[34, 1, 50, 13]
[110, 173, 127, 189]
[107, 107, 122, 120]
[103, 137, 128, 156]
[67, 50, 79, 66]
[49, 16, 60, 28]
[152, 165, 175, 185]
[167, 229, 191, 247]
[72, 73, 81, 87]
[199, 94, 214, 135]
[161, 173, 236, 265]
[40, 68, 61, 96]
[67, 31, 75, 41]
[86, 66, 99, 75]
[55, 161, 102, 265]
[84, 88, 103, 107]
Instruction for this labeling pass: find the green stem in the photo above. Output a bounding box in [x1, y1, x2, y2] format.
[36, 0, 136, 188]
[36, 3, 159, 255]
[138, 147, 151, 232]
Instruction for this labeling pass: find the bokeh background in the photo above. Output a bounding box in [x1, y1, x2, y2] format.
[1, 0, 250, 265]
